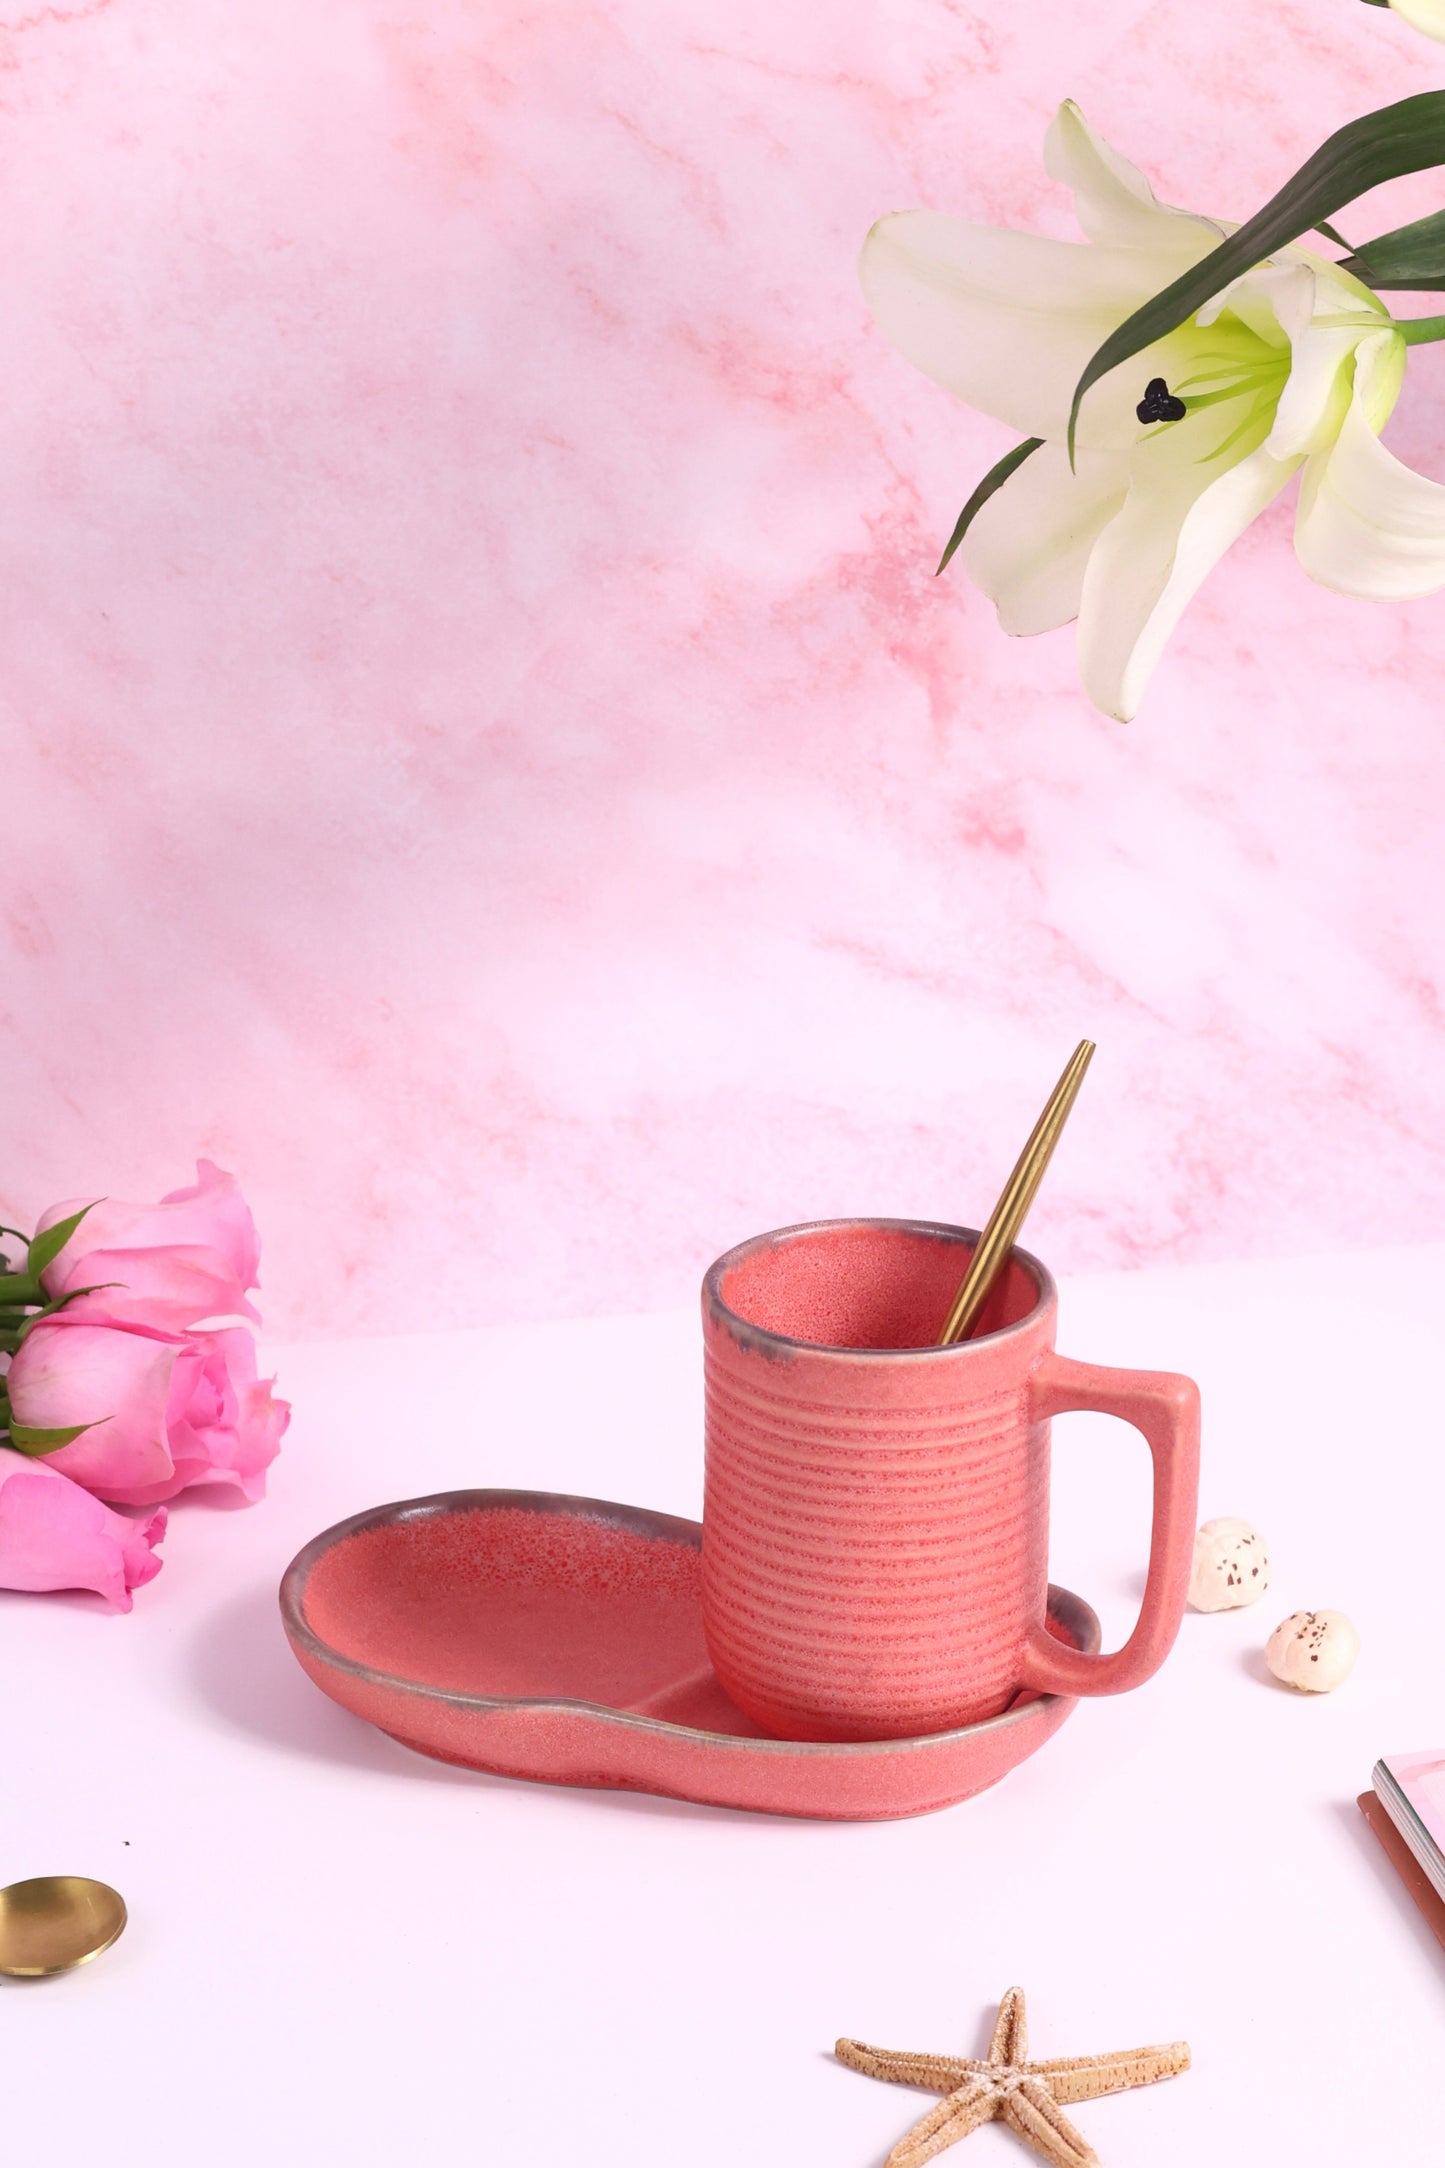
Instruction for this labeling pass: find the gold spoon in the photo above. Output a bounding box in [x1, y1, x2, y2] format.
[0, 1877, 127, 1978]
[937, 1039, 1095, 1345]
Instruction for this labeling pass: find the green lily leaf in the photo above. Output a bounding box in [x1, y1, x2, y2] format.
[1069, 90, 1445, 460]
[26, 1201, 99, 1281]
[937, 437, 1044, 575]
[1338, 206, 1445, 290]
[6, 1420, 97, 1457]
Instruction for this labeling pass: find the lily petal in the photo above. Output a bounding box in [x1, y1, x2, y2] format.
[1044, 100, 1226, 262]
[1295, 333, 1445, 598]
[1078, 435, 1298, 720]
[860, 212, 1202, 448]
[1391, 0, 1445, 38]
[1267, 325, 1366, 460]
[963, 444, 1129, 634]
[1197, 260, 1302, 348]
[1244, 261, 1397, 461]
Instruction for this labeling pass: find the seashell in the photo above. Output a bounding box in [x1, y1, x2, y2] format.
[1265, 1609, 1359, 1692]
[1188, 1517, 1270, 1612]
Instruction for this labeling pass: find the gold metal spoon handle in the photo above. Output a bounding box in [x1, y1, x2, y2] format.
[937, 1040, 1095, 1346]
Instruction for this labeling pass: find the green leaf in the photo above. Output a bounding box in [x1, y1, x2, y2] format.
[6, 1420, 97, 1457]
[13, 1282, 122, 1343]
[0, 1271, 41, 1305]
[937, 437, 1045, 575]
[26, 1201, 99, 1280]
[1068, 90, 1445, 461]
[1339, 206, 1445, 290]
[1315, 220, 1355, 252]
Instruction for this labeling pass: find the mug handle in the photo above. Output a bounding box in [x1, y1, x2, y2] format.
[1018, 1351, 1201, 1699]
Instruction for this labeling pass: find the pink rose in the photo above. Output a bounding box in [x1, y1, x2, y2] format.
[0, 1446, 166, 1611]
[6, 1320, 289, 1507]
[35, 1159, 262, 1331]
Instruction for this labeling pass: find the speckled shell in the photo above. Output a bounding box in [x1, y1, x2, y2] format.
[1265, 1609, 1359, 1692]
[1188, 1517, 1270, 1611]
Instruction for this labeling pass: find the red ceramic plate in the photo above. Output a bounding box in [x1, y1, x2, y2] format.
[281, 1490, 1098, 1821]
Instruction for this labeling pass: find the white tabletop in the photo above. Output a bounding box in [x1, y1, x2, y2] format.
[8, 1244, 1442, 2166]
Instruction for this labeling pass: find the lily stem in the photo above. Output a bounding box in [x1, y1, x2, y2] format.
[1400, 315, 1445, 347]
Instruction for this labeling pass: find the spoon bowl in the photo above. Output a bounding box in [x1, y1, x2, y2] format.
[0, 1877, 127, 1979]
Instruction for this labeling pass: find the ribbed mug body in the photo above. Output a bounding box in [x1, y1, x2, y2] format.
[701, 1219, 1055, 1742]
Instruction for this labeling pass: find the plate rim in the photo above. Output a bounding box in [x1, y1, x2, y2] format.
[279, 1487, 1100, 1760]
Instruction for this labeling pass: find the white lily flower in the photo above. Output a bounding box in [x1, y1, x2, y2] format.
[861, 101, 1445, 720]
[1387, 0, 1445, 41]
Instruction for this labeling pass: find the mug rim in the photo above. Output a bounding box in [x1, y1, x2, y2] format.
[703, 1216, 1056, 1361]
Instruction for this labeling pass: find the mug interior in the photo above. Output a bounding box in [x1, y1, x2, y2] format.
[710, 1220, 1045, 1352]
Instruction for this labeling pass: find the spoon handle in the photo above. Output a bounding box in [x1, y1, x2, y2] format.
[936, 1039, 1095, 1346]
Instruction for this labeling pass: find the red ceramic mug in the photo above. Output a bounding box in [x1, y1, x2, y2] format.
[701, 1219, 1200, 1742]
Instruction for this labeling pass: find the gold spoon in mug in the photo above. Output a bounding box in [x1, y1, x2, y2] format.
[937, 1039, 1095, 1345]
[0, 1877, 127, 1978]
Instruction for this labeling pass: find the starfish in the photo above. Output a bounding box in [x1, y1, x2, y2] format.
[835, 1986, 1189, 2168]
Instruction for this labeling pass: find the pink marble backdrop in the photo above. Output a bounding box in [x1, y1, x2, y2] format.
[4, 0, 1445, 1336]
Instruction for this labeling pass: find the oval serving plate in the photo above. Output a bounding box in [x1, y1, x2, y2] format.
[281, 1490, 1099, 1822]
